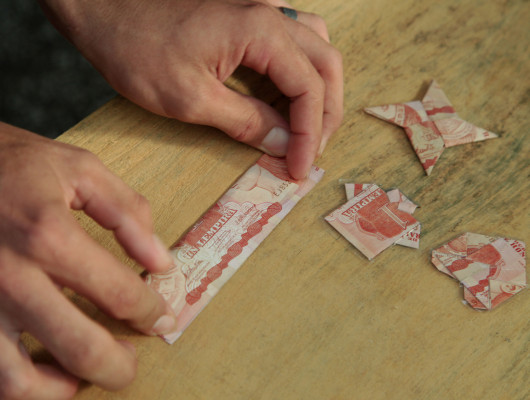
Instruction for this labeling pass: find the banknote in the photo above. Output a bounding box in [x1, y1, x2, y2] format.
[145, 155, 324, 343]
[395, 225, 421, 249]
[343, 183, 420, 250]
[385, 188, 418, 215]
[365, 101, 445, 175]
[422, 81, 497, 148]
[432, 233, 526, 310]
[344, 183, 371, 200]
[365, 80, 497, 175]
[386, 188, 420, 248]
[432, 232, 497, 276]
[326, 184, 420, 259]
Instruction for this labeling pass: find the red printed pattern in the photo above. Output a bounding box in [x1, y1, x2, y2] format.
[185, 202, 282, 304]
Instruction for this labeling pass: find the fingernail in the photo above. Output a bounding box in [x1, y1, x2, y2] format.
[153, 235, 173, 270]
[152, 314, 177, 335]
[258, 127, 290, 156]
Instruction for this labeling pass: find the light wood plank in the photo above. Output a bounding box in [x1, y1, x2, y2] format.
[26, 0, 529, 398]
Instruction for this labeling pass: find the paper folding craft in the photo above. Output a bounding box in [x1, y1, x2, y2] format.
[365, 80, 498, 175]
[326, 183, 420, 259]
[432, 233, 526, 310]
[145, 155, 324, 343]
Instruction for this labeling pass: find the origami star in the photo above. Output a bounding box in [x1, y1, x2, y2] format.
[432, 233, 526, 310]
[325, 183, 420, 259]
[365, 80, 498, 175]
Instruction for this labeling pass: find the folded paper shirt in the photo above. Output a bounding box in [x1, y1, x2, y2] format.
[365, 80, 498, 175]
[145, 155, 324, 343]
[432, 233, 526, 310]
[326, 183, 420, 259]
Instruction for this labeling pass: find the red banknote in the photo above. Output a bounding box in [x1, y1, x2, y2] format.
[145, 155, 324, 343]
[326, 184, 420, 259]
[432, 233, 526, 310]
[365, 80, 497, 175]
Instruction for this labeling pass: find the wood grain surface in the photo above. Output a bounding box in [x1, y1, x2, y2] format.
[27, 0, 529, 399]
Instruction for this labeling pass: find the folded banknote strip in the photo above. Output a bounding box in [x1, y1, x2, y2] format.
[145, 155, 324, 343]
[364, 80, 498, 175]
[326, 183, 420, 260]
[432, 233, 526, 310]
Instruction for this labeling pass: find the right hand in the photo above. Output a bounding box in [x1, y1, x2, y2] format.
[39, 0, 343, 180]
[0, 122, 177, 399]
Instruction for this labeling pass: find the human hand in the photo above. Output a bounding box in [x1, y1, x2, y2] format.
[0, 122, 177, 399]
[39, 0, 343, 179]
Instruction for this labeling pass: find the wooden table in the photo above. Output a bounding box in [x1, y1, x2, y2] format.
[35, 0, 530, 398]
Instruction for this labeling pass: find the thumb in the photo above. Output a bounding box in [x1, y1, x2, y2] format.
[194, 77, 292, 157]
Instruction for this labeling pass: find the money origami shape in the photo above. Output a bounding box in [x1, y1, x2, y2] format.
[364, 80, 498, 175]
[326, 183, 420, 260]
[145, 155, 324, 344]
[432, 233, 526, 310]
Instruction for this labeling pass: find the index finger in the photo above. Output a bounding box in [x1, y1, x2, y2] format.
[35, 210, 177, 337]
[241, 7, 325, 179]
[66, 150, 173, 274]
[282, 16, 344, 154]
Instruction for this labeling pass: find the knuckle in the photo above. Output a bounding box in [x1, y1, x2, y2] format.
[68, 339, 108, 377]
[0, 369, 34, 400]
[69, 148, 107, 184]
[23, 208, 65, 259]
[242, 3, 284, 32]
[244, 2, 273, 17]
[308, 13, 329, 36]
[72, 147, 102, 171]
[160, 74, 210, 123]
[109, 284, 144, 320]
[230, 110, 262, 144]
[164, 93, 204, 123]
[129, 192, 151, 220]
[128, 195, 153, 232]
[0, 250, 34, 301]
